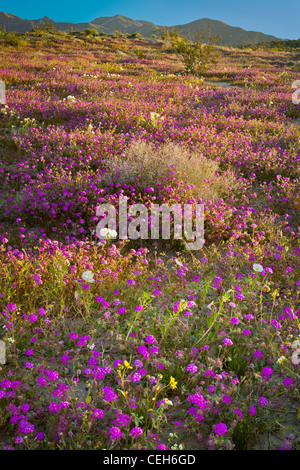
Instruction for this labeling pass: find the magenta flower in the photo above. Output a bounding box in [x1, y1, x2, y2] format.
[157, 444, 167, 450]
[188, 393, 207, 409]
[145, 335, 156, 344]
[93, 409, 104, 418]
[242, 329, 251, 336]
[131, 426, 144, 437]
[61, 354, 70, 364]
[234, 409, 243, 418]
[20, 404, 30, 413]
[25, 362, 35, 369]
[135, 306, 143, 312]
[253, 350, 264, 359]
[150, 346, 159, 355]
[33, 274, 43, 285]
[222, 395, 232, 405]
[69, 333, 78, 341]
[37, 377, 47, 387]
[258, 397, 269, 406]
[104, 391, 118, 402]
[7, 302, 16, 312]
[186, 364, 198, 373]
[109, 427, 122, 440]
[261, 367, 273, 377]
[130, 372, 142, 383]
[19, 420, 35, 433]
[214, 423, 228, 436]
[222, 338, 233, 346]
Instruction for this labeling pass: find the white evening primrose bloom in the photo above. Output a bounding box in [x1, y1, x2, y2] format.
[66, 95, 76, 102]
[6, 337, 15, 343]
[99, 228, 117, 239]
[277, 356, 287, 364]
[108, 229, 117, 238]
[175, 258, 183, 266]
[99, 228, 109, 238]
[82, 270, 95, 283]
[164, 399, 173, 406]
[253, 263, 264, 273]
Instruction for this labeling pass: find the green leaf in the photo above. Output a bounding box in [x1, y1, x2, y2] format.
[85, 395, 91, 404]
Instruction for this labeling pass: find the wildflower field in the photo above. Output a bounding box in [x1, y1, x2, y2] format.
[0, 31, 299, 451]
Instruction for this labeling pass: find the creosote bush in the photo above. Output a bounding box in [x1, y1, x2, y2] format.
[162, 26, 221, 74]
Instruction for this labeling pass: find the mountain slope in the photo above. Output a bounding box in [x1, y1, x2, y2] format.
[0, 12, 281, 45]
[173, 18, 279, 45]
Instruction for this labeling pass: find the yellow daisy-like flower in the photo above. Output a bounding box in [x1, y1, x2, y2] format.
[170, 376, 177, 389]
[124, 360, 133, 369]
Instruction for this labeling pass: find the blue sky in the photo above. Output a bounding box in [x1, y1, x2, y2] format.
[4, 0, 300, 39]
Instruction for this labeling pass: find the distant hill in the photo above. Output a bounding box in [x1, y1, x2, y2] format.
[173, 18, 280, 46]
[0, 12, 281, 46]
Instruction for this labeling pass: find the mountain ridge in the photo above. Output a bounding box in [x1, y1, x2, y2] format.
[0, 11, 282, 45]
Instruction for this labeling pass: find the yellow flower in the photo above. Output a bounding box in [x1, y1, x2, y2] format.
[170, 376, 177, 389]
[124, 360, 133, 369]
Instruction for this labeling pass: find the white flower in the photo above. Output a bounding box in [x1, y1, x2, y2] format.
[175, 258, 183, 266]
[277, 356, 287, 364]
[150, 112, 159, 119]
[109, 229, 117, 238]
[99, 228, 117, 239]
[170, 443, 183, 450]
[99, 228, 108, 237]
[164, 399, 173, 406]
[66, 95, 76, 102]
[82, 270, 95, 283]
[253, 263, 264, 273]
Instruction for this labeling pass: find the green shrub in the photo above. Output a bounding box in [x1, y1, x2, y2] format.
[162, 26, 221, 74]
[0, 30, 27, 47]
[84, 29, 99, 37]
